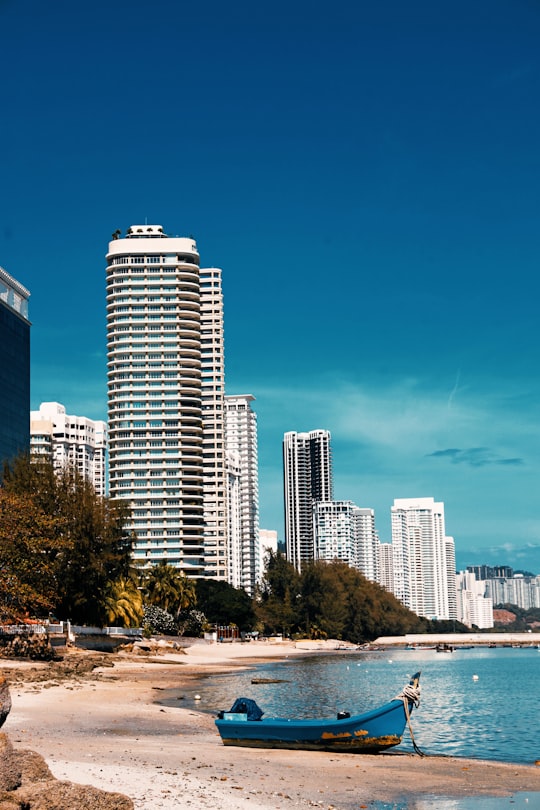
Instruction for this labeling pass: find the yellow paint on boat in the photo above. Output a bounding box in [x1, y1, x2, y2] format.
[321, 730, 353, 740]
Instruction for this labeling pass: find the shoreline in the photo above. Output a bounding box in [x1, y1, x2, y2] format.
[3, 640, 540, 809]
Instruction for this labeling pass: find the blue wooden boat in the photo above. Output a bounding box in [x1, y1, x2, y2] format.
[215, 671, 421, 753]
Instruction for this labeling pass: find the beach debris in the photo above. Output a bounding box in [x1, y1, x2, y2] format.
[0, 633, 57, 661]
[251, 678, 290, 684]
[0, 651, 117, 691]
[194, 694, 201, 700]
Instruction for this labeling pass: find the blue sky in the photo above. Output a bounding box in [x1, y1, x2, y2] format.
[2, 0, 540, 572]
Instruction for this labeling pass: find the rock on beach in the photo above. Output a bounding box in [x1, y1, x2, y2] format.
[0, 672, 133, 809]
[0, 676, 12, 729]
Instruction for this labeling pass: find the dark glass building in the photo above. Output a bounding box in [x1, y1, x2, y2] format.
[0, 266, 30, 468]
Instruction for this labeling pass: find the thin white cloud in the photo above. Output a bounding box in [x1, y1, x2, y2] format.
[252, 373, 540, 560]
[253, 373, 539, 464]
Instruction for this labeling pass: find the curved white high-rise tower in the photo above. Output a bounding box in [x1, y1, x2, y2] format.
[106, 225, 208, 573]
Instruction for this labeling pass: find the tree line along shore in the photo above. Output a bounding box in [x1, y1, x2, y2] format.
[3, 454, 537, 650]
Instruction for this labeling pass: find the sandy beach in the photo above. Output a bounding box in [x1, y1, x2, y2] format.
[3, 639, 540, 809]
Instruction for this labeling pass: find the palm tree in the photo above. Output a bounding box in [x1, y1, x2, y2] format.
[103, 575, 143, 628]
[141, 562, 196, 615]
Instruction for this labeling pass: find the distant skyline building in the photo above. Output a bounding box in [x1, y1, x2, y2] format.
[283, 429, 333, 572]
[30, 401, 107, 496]
[445, 536, 457, 621]
[467, 564, 514, 580]
[353, 507, 380, 583]
[464, 565, 540, 610]
[225, 394, 260, 594]
[314, 501, 380, 581]
[378, 543, 394, 593]
[257, 529, 278, 589]
[0, 266, 30, 467]
[484, 573, 540, 610]
[258, 529, 278, 563]
[315, 501, 357, 567]
[106, 225, 226, 576]
[226, 450, 241, 587]
[200, 267, 227, 580]
[391, 497, 453, 621]
[455, 571, 494, 629]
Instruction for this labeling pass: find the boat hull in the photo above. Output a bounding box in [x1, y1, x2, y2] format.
[216, 696, 413, 753]
[218, 734, 403, 752]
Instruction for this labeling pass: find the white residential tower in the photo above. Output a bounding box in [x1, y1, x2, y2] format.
[30, 402, 107, 496]
[283, 429, 333, 572]
[106, 225, 226, 576]
[314, 501, 380, 581]
[391, 497, 454, 621]
[225, 395, 259, 594]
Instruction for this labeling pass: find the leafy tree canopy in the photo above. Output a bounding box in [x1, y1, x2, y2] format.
[2, 455, 133, 625]
[195, 579, 256, 630]
[0, 489, 65, 622]
[256, 551, 300, 636]
[140, 561, 197, 615]
[103, 572, 143, 628]
[256, 556, 430, 642]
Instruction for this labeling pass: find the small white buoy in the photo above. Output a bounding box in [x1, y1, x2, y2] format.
[388, 659, 393, 664]
[194, 694, 201, 700]
[472, 675, 479, 681]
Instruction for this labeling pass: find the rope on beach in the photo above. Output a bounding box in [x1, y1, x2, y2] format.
[399, 683, 425, 757]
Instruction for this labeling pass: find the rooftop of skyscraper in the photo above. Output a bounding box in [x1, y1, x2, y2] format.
[0, 266, 30, 320]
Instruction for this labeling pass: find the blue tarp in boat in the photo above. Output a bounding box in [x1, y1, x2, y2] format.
[228, 697, 264, 720]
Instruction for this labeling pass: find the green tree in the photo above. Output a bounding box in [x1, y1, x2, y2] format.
[0, 490, 66, 622]
[256, 554, 430, 643]
[195, 579, 256, 630]
[2, 455, 133, 625]
[141, 561, 196, 615]
[177, 608, 208, 637]
[335, 562, 428, 642]
[298, 561, 348, 639]
[256, 551, 301, 636]
[102, 573, 143, 628]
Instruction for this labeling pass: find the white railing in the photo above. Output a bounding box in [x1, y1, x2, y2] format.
[70, 625, 142, 637]
[0, 623, 142, 638]
[0, 624, 47, 635]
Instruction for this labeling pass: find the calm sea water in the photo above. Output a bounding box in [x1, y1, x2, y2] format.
[179, 646, 540, 765]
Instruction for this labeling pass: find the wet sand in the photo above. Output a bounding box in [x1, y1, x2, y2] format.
[3, 640, 540, 809]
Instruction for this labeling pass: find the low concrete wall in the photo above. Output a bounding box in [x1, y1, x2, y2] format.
[375, 632, 539, 646]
